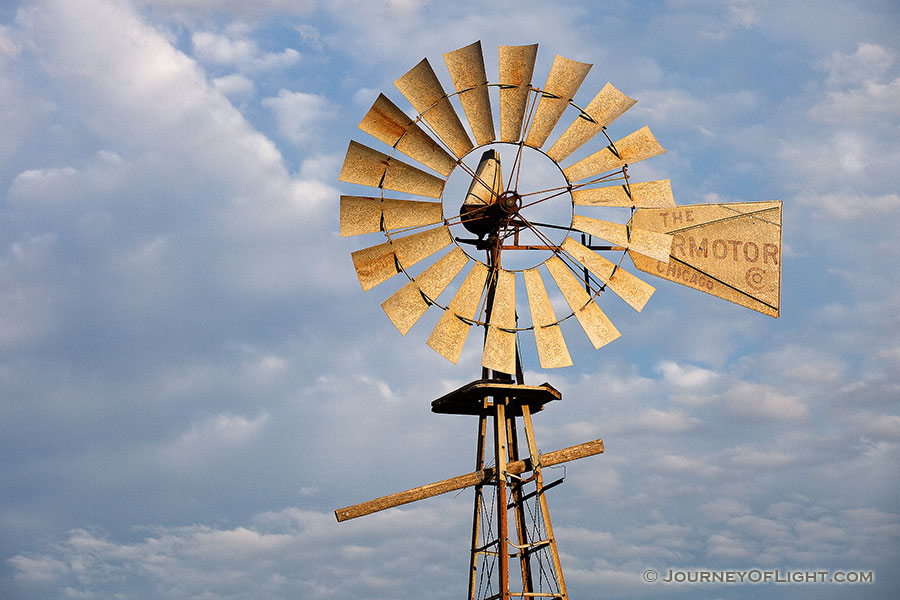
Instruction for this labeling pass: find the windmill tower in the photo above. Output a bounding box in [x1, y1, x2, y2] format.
[335, 41, 782, 599]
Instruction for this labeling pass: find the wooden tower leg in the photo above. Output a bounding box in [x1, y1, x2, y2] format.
[468, 397, 489, 600]
[494, 394, 510, 600]
[507, 411, 535, 594]
[521, 402, 568, 598]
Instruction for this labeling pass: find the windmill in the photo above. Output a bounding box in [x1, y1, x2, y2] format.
[335, 41, 782, 599]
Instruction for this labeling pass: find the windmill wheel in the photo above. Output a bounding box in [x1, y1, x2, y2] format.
[339, 41, 781, 375]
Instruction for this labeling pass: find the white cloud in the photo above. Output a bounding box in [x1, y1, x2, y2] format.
[723, 381, 807, 421]
[261, 89, 333, 145]
[795, 190, 900, 221]
[141, 0, 316, 17]
[822, 42, 895, 87]
[726, 446, 796, 469]
[212, 72, 255, 97]
[634, 408, 702, 432]
[192, 30, 300, 71]
[656, 361, 718, 389]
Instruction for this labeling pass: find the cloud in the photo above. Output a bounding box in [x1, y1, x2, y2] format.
[634, 408, 702, 432]
[141, 0, 316, 17]
[261, 89, 333, 145]
[822, 42, 895, 87]
[8, 503, 471, 599]
[155, 412, 269, 468]
[212, 72, 256, 96]
[722, 381, 807, 421]
[656, 361, 718, 389]
[191, 30, 300, 71]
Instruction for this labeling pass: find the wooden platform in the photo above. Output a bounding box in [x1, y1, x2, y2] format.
[431, 379, 561, 416]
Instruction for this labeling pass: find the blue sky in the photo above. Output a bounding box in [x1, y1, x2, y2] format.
[1, 0, 898, 598]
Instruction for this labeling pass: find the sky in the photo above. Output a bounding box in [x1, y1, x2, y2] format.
[1, 0, 899, 598]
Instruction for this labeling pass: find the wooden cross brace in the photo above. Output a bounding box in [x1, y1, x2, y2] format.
[334, 437, 603, 522]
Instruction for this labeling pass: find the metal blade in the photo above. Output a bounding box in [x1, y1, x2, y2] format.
[351, 226, 452, 292]
[544, 256, 620, 349]
[482, 269, 516, 375]
[427, 262, 489, 363]
[629, 201, 782, 317]
[561, 237, 655, 312]
[525, 55, 592, 149]
[547, 83, 637, 162]
[358, 93, 456, 177]
[573, 179, 676, 208]
[339, 141, 445, 199]
[523, 268, 572, 368]
[498, 44, 538, 142]
[571, 215, 673, 263]
[443, 41, 495, 146]
[381, 246, 469, 335]
[394, 58, 473, 159]
[563, 126, 665, 182]
[340, 196, 443, 237]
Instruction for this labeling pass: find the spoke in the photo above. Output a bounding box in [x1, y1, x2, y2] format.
[506, 88, 540, 193]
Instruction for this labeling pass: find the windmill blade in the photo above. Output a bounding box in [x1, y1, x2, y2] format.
[443, 41, 495, 147]
[351, 226, 452, 292]
[544, 256, 620, 349]
[571, 215, 673, 263]
[573, 179, 676, 208]
[358, 94, 456, 177]
[340, 196, 443, 237]
[629, 201, 782, 317]
[524, 55, 592, 149]
[395, 58, 473, 159]
[482, 269, 516, 375]
[547, 83, 637, 162]
[381, 246, 469, 335]
[340, 141, 445, 199]
[498, 44, 538, 143]
[561, 237, 655, 312]
[427, 262, 489, 363]
[563, 126, 665, 182]
[523, 268, 572, 368]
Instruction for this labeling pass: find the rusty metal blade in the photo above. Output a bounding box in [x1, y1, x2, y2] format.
[427, 262, 489, 363]
[351, 226, 452, 292]
[573, 179, 676, 208]
[629, 201, 782, 317]
[563, 126, 665, 182]
[443, 41, 495, 146]
[339, 141, 445, 198]
[561, 237, 655, 312]
[340, 196, 443, 237]
[523, 268, 572, 368]
[358, 93, 456, 177]
[544, 256, 620, 349]
[482, 269, 516, 375]
[571, 215, 673, 263]
[547, 83, 637, 162]
[395, 58, 473, 159]
[498, 44, 538, 142]
[381, 246, 469, 335]
[525, 55, 592, 149]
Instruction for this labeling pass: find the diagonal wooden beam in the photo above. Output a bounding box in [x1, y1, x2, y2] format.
[334, 438, 603, 522]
